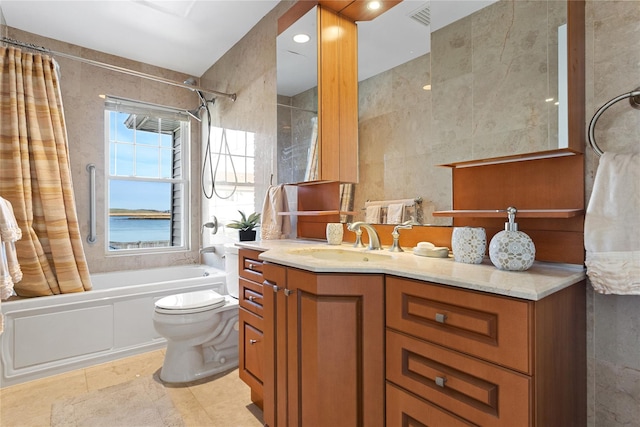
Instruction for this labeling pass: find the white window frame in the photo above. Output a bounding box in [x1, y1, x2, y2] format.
[104, 97, 190, 255]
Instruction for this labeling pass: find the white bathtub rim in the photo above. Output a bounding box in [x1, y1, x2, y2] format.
[2, 265, 226, 312]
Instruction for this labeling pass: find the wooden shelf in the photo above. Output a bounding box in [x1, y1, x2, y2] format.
[433, 209, 584, 219]
[438, 149, 580, 169]
[279, 210, 356, 216]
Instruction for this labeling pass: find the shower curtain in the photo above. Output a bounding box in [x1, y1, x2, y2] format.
[0, 46, 91, 296]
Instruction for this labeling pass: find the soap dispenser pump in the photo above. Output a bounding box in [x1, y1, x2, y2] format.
[489, 207, 536, 271]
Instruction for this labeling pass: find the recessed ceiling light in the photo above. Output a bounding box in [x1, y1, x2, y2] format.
[293, 34, 310, 43]
[423, 84, 431, 91]
[367, 1, 382, 11]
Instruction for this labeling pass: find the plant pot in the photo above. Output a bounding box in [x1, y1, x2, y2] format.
[238, 229, 257, 242]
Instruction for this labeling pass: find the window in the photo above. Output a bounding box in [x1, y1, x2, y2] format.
[105, 97, 190, 252]
[203, 126, 256, 234]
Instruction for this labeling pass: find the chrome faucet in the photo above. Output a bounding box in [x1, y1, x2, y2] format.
[389, 221, 413, 252]
[347, 222, 382, 250]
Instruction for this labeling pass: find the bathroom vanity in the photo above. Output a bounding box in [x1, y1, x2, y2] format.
[238, 248, 267, 409]
[237, 242, 586, 427]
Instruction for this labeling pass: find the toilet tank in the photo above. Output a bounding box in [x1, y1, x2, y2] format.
[224, 244, 239, 299]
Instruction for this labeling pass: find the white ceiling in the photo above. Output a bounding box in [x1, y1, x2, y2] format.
[1, 0, 280, 76]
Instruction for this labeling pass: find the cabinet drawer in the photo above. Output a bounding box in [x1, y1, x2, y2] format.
[386, 330, 531, 427]
[386, 382, 476, 427]
[240, 277, 264, 317]
[239, 308, 264, 392]
[239, 249, 264, 282]
[386, 276, 532, 373]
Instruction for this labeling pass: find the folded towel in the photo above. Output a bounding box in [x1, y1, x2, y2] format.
[386, 203, 405, 224]
[584, 152, 640, 294]
[260, 185, 292, 240]
[365, 205, 381, 223]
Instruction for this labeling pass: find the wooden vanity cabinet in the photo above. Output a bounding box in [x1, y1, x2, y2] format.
[262, 262, 384, 427]
[238, 249, 266, 409]
[385, 276, 586, 427]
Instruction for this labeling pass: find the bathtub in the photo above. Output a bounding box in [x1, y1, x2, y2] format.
[0, 264, 227, 387]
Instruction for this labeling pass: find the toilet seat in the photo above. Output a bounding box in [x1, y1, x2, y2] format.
[155, 290, 226, 315]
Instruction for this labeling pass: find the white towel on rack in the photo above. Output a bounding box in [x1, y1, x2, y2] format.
[584, 152, 640, 294]
[365, 205, 381, 223]
[386, 203, 405, 224]
[260, 185, 292, 240]
[0, 197, 21, 243]
[0, 197, 22, 297]
[1, 197, 22, 335]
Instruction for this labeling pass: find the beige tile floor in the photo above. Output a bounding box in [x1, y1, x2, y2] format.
[0, 349, 264, 427]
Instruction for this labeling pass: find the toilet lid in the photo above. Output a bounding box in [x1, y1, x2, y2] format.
[155, 290, 226, 311]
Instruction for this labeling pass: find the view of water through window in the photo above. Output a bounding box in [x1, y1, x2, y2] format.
[106, 105, 188, 251]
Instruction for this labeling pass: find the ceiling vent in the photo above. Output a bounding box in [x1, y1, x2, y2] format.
[409, 3, 431, 27]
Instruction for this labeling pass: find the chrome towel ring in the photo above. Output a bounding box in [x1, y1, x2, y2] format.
[588, 87, 640, 156]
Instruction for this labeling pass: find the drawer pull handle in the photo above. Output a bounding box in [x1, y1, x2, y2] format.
[248, 263, 254, 270]
[249, 339, 258, 345]
[265, 281, 281, 292]
[435, 313, 447, 323]
[284, 289, 295, 296]
[435, 376, 447, 388]
[248, 295, 255, 302]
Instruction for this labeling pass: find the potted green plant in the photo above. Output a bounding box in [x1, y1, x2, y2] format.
[227, 210, 261, 241]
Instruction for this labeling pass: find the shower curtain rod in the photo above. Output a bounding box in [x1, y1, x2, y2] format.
[1, 37, 237, 101]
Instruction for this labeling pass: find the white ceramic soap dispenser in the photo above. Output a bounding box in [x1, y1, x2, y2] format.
[489, 207, 536, 271]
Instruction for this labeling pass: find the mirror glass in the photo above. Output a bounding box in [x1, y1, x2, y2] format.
[276, 0, 568, 225]
[277, 7, 318, 184]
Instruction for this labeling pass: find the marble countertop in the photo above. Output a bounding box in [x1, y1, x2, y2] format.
[236, 239, 586, 301]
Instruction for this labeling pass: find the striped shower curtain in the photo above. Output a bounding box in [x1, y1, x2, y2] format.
[0, 46, 91, 296]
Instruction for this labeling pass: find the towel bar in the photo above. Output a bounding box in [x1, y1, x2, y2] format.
[363, 197, 422, 209]
[588, 87, 640, 156]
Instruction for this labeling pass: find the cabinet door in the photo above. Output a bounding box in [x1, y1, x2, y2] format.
[239, 249, 264, 282]
[386, 382, 476, 427]
[240, 277, 264, 317]
[263, 262, 289, 427]
[386, 330, 531, 426]
[286, 270, 384, 427]
[239, 308, 264, 407]
[386, 276, 532, 374]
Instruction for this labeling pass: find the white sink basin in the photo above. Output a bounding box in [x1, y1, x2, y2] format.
[287, 247, 392, 263]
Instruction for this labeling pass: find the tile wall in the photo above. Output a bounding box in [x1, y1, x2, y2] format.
[3, 27, 201, 273]
[198, 1, 296, 240]
[585, 1, 640, 426]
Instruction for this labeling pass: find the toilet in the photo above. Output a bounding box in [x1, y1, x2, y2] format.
[153, 244, 240, 383]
